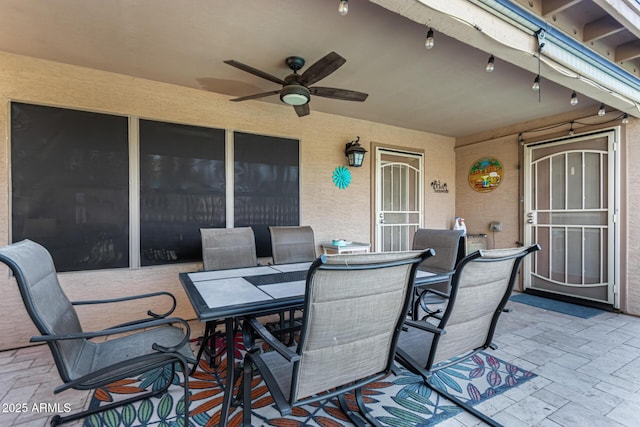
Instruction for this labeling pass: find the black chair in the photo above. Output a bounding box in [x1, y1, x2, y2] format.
[0, 239, 195, 426]
[241, 250, 432, 426]
[395, 244, 540, 427]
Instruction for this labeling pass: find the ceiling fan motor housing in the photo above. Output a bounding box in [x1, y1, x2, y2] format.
[285, 56, 305, 72]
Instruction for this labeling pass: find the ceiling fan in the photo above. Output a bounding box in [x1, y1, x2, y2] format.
[223, 51, 368, 117]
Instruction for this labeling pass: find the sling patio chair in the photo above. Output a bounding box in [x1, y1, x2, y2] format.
[395, 244, 540, 427]
[241, 249, 433, 426]
[267, 225, 317, 342]
[201, 226, 258, 271]
[0, 239, 195, 426]
[411, 228, 465, 320]
[198, 227, 259, 369]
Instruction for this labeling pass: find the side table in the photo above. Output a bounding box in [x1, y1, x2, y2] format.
[321, 242, 371, 254]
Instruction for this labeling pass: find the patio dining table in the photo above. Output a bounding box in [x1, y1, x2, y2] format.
[179, 257, 451, 426]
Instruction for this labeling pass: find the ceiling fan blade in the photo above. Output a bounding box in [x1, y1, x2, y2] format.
[294, 103, 310, 117]
[310, 87, 369, 102]
[224, 60, 286, 85]
[229, 90, 281, 102]
[299, 52, 346, 86]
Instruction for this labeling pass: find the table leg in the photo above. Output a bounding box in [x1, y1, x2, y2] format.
[219, 317, 235, 426]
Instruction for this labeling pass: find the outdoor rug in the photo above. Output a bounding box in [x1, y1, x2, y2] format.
[83, 337, 536, 427]
[509, 293, 605, 319]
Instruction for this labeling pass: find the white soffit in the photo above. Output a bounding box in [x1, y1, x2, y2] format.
[372, 0, 640, 117]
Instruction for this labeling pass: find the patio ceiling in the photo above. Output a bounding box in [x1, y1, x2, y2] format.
[0, 0, 637, 138]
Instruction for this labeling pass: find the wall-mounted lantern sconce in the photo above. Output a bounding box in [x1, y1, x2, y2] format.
[345, 136, 367, 167]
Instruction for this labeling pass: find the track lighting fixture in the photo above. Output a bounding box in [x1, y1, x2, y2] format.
[569, 121, 575, 136]
[425, 28, 434, 49]
[486, 55, 495, 72]
[598, 104, 606, 116]
[623, 113, 629, 124]
[338, 0, 348, 16]
[532, 75, 540, 91]
[570, 91, 578, 106]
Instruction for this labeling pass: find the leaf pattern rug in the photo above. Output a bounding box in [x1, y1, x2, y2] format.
[83, 336, 535, 427]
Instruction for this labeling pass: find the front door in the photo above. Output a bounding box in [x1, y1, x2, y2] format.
[523, 130, 619, 308]
[374, 147, 423, 252]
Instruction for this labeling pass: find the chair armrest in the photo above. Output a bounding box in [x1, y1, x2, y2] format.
[420, 288, 449, 299]
[72, 291, 177, 320]
[30, 317, 191, 353]
[243, 317, 300, 362]
[403, 319, 446, 335]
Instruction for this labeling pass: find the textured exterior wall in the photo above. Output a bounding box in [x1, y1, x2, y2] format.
[0, 51, 455, 350]
[456, 118, 639, 315]
[624, 119, 640, 315]
[455, 135, 521, 249]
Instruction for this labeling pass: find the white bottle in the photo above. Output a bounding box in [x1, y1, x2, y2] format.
[453, 217, 467, 235]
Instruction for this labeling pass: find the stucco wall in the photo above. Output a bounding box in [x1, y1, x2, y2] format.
[455, 135, 521, 250]
[0, 51, 455, 350]
[624, 119, 640, 315]
[456, 118, 639, 315]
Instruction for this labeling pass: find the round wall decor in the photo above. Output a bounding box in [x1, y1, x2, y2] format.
[332, 166, 351, 189]
[468, 157, 503, 193]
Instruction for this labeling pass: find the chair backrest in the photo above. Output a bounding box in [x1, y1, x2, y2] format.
[412, 228, 464, 273]
[427, 245, 540, 368]
[0, 239, 83, 382]
[201, 227, 257, 270]
[291, 250, 430, 401]
[269, 226, 316, 264]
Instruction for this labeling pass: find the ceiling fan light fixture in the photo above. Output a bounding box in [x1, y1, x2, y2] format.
[280, 85, 310, 106]
[338, 0, 348, 16]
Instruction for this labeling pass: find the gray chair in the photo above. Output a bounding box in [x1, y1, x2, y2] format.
[411, 228, 465, 320]
[268, 225, 317, 340]
[269, 225, 316, 264]
[395, 244, 540, 427]
[201, 227, 258, 270]
[241, 250, 433, 426]
[198, 227, 258, 369]
[0, 240, 195, 426]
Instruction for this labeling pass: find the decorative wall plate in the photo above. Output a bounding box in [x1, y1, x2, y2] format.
[332, 166, 351, 189]
[468, 157, 503, 193]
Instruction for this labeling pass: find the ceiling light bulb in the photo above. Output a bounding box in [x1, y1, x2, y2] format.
[598, 104, 606, 116]
[569, 122, 575, 136]
[622, 113, 629, 124]
[486, 55, 495, 72]
[338, 0, 348, 16]
[570, 91, 578, 106]
[532, 76, 540, 91]
[425, 29, 434, 49]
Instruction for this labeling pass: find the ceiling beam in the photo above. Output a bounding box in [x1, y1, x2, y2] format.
[593, 0, 640, 39]
[583, 15, 624, 42]
[616, 39, 640, 62]
[542, 0, 583, 17]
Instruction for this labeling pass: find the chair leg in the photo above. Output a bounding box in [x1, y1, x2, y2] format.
[337, 394, 366, 427]
[354, 387, 382, 426]
[50, 362, 181, 426]
[425, 379, 502, 427]
[243, 356, 254, 426]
